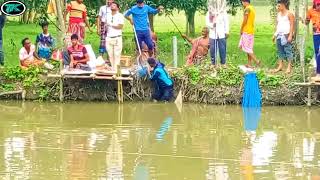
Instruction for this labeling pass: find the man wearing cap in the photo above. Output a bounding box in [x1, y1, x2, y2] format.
[125, 0, 164, 57]
[306, 0, 320, 81]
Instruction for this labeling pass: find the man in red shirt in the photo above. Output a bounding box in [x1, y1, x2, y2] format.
[64, 34, 90, 69]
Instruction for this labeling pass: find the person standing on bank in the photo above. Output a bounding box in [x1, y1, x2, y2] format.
[239, 0, 261, 68]
[64, 0, 92, 44]
[206, 9, 229, 68]
[272, 0, 295, 74]
[105, 2, 124, 70]
[124, 0, 164, 57]
[0, 13, 6, 66]
[305, 0, 320, 81]
[97, 0, 114, 56]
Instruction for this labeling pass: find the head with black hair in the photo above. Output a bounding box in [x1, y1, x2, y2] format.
[71, 34, 79, 46]
[40, 21, 49, 34]
[277, 0, 290, 11]
[111, 2, 120, 11]
[147, 57, 157, 67]
[241, 0, 250, 7]
[21, 38, 31, 48]
[137, 0, 144, 7]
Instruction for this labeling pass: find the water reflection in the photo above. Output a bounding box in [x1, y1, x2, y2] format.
[0, 102, 320, 179]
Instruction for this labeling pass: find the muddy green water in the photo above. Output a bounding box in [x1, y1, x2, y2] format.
[0, 102, 320, 179]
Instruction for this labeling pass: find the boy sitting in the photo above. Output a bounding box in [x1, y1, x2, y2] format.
[36, 21, 55, 61]
[147, 57, 174, 102]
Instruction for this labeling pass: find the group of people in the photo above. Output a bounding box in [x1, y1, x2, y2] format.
[184, 0, 320, 78]
[17, 0, 172, 101]
[16, 0, 320, 101]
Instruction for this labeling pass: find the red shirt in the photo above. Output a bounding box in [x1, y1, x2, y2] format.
[67, 44, 88, 62]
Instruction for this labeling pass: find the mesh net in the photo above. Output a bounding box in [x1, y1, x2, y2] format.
[207, 0, 227, 15]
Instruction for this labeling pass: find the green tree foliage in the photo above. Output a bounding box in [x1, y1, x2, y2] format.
[159, 0, 241, 36]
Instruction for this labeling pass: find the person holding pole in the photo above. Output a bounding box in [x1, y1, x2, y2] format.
[305, 0, 320, 81]
[97, 0, 113, 56]
[206, 9, 229, 68]
[105, 2, 124, 70]
[124, 0, 164, 57]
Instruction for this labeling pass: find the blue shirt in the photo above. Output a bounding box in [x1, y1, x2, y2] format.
[150, 62, 173, 88]
[125, 5, 158, 31]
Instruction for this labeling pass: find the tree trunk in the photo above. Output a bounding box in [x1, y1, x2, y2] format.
[294, 0, 300, 41]
[185, 10, 195, 36]
[55, 0, 66, 48]
[22, 11, 29, 23]
[148, 14, 154, 32]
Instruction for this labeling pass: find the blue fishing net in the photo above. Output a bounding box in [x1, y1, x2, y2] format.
[242, 72, 262, 107]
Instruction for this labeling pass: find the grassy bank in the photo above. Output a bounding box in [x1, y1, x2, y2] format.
[2, 6, 315, 68]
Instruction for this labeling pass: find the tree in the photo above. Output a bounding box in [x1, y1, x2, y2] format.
[160, 0, 240, 36]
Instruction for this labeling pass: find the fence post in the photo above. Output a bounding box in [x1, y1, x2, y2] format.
[173, 36, 178, 68]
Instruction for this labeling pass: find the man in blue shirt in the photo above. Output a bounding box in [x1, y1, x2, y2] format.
[125, 0, 163, 57]
[147, 57, 174, 102]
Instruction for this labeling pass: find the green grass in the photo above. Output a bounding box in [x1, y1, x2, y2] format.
[2, 6, 315, 68]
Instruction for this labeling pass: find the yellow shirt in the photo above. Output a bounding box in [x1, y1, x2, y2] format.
[243, 5, 256, 35]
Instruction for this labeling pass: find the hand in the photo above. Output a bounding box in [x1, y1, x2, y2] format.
[181, 34, 187, 39]
[240, 31, 243, 35]
[129, 19, 134, 25]
[157, 5, 164, 13]
[225, 33, 229, 39]
[288, 35, 292, 43]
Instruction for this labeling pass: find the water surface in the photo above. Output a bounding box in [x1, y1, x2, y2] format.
[0, 101, 319, 179]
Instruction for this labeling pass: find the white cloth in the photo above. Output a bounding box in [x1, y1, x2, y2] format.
[84, 44, 105, 68]
[99, 5, 111, 23]
[206, 11, 229, 39]
[106, 12, 124, 38]
[106, 36, 122, 69]
[19, 45, 36, 61]
[274, 12, 290, 37]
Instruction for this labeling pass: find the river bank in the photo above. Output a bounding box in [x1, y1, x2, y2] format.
[0, 64, 319, 105]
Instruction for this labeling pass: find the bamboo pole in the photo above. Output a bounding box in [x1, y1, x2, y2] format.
[55, 0, 66, 102]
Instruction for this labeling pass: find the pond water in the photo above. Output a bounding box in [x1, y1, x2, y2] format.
[0, 101, 319, 179]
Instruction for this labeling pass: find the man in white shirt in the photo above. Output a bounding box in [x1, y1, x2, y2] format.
[206, 10, 229, 68]
[106, 2, 124, 70]
[97, 0, 113, 56]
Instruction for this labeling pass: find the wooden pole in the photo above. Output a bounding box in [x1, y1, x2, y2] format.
[294, 0, 300, 62]
[173, 36, 178, 68]
[55, 0, 66, 102]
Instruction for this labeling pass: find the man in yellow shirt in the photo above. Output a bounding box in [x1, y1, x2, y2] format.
[239, 0, 260, 68]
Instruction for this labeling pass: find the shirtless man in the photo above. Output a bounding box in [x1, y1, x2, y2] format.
[182, 27, 210, 65]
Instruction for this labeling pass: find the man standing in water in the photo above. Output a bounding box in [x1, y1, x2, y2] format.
[125, 0, 164, 57]
[272, 0, 294, 74]
[97, 0, 113, 56]
[239, 0, 260, 68]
